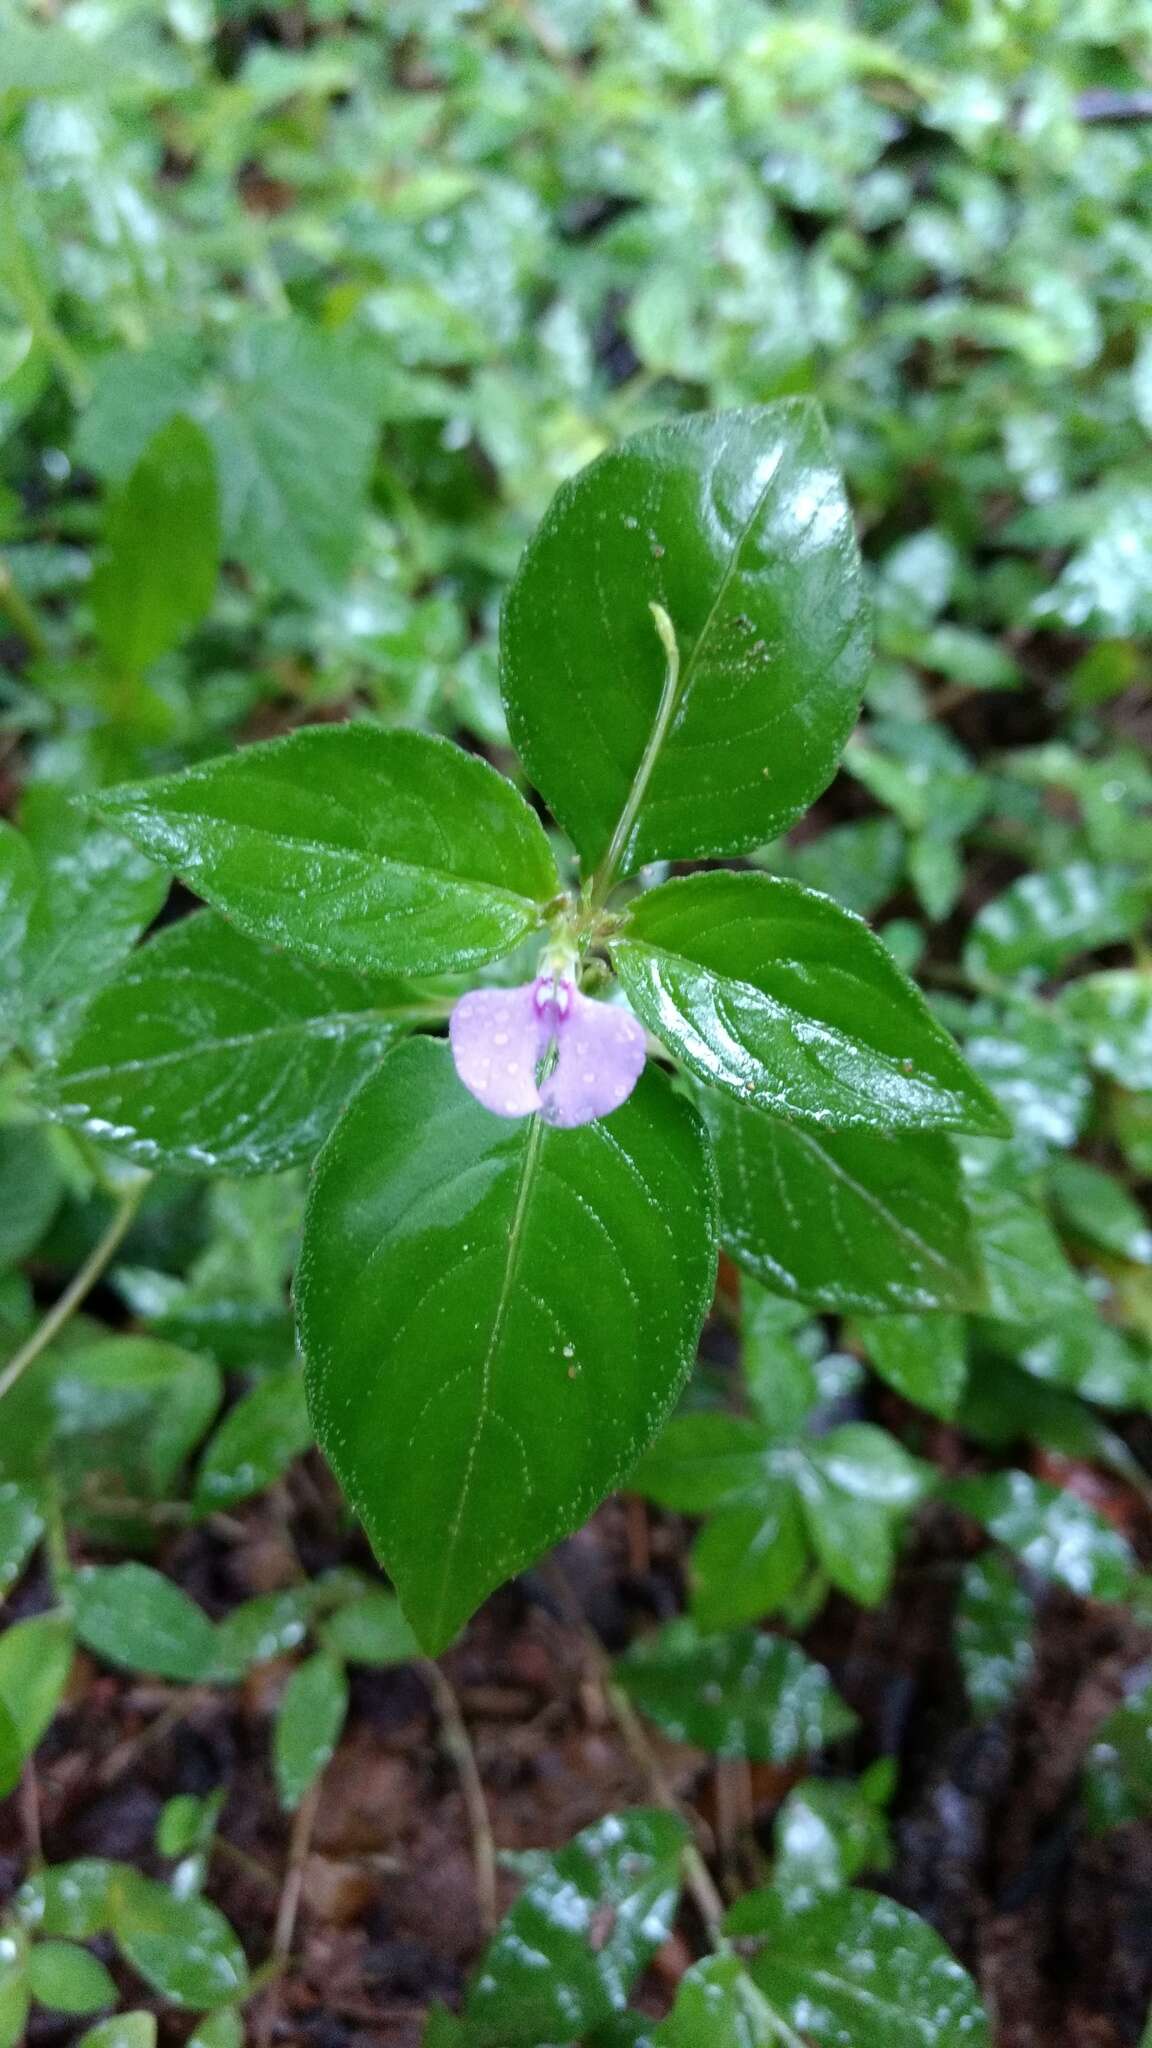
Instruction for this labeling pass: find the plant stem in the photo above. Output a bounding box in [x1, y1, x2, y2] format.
[0, 1175, 149, 1404]
[542, 1559, 729, 1950]
[423, 1659, 498, 1932]
[0, 559, 49, 662]
[587, 602, 683, 910]
[255, 1774, 323, 2048]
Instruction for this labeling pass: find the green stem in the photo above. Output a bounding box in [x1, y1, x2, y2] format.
[0, 1175, 149, 1405]
[587, 602, 682, 911]
[0, 559, 49, 662]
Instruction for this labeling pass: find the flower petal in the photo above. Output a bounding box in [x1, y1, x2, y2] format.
[540, 991, 647, 1129]
[449, 982, 547, 1118]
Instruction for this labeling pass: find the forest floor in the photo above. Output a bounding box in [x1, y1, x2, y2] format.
[5, 1421, 1152, 2047]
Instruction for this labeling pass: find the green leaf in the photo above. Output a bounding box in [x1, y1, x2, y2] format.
[91, 416, 219, 676]
[0, 820, 35, 1045]
[964, 1160, 1087, 1325]
[78, 322, 384, 600]
[691, 1489, 810, 1631]
[187, 2014, 242, 2048]
[464, 1809, 687, 2045]
[74, 1564, 217, 1680]
[15, 789, 168, 1049]
[0, 1481, 44, 1598]
[112, 1874, 249, 2009]
[208, 1590, 313, 1682]
[613, 873, 1003, 1135]
[761, 816, 904, 919]
[0, 1611, 74, 1776]
[273, 1651, 349, 1810]
[187, 2013, 243, 2048]
[964, 997, 1091, 1159]
[76, 2018, 157, 2048]
[205, 320, 382, 598]
[750, 1890, 990, 2047]
[654, 1955, 775, 2046]
[298, 1040, 716, 1652]
[1061, 970, 1152, 1091]
[965, 863, 1150, 983]
[948, 1472, 1134, 1601]
[0, 1123, 62, 1266]
[1082, 1678, 1152, 1831]
[27, 1941, 116, 2016]
[48, 1337, 222, 1507]
[852, 1313, 968, 1419]
[156, 1792, 221, 1860]
[0, 1698, 23, 1801]
[501, 401, 869, 879]
[320, 1588, 420, 1666]
[632, 1413, 778, 1514]
[17, 1860, 120, 1939]
[955, 1554, 1035, 1719]
[768, 1777, 892, 1913]
[0, 1936, 28, 2048]
[795, 1426, 929, 1607]
[614, 1619, 855, 1760]
[44, 912, 419, 1176]
[1050, 1156, 1152, 1264]
[194, 1371, 311, 1513]
[702, 1092, 982, 1312]
[97, 727, 558, 979]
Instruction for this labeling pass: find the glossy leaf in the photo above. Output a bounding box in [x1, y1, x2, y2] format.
[17, 1860, 119, 1940]
[0, 1612, 74, 1776]
[1061, 970, 1152, 1091]
[853, 1313, 968, 1419]
[15, 788, 168, 1048]
[702, 1092, 982, 1312]
[320, 1588, 420, 1666]
[208, 1591, 312, 1681]
[47, 1337, 221, 1508]
[632, 1413, 777, 1514]
[91, 416, 219, 676]
[964, 998, 1091, 1160]
[27, 1941, 115, 2016]
[614, 1619, 855, 1761]
[74, 1564, 216, 1680]
[501, 402, 869, 879]
[691, 1488, 810, 1631]
[186, 2014, 243, 2048]
[0, 1123, 62, 1267]
[0, 820, 35, 1045]
[955, 1554, 1035, 1719]
[654, 1955, 775, 2046]
[113, 1874, 248, 2009]
[0, 1481, 42, 1597]
[762, 815, 904, 919]
[964, 1161, 1087, 1325]
[795, 1426, 927, 1609]
[97, 727, 558, 979]
[43, 912, 415, 1176]
[298, 1040, 716, 1652]
[750, 1890, 990, 2046]
[769, 1776, 893, 1912]
[76, 2019, 157, 2048]
[1050, 1156, 1152, 1264]
[464, 1809, 686, 2044]
[948, 1472, 1134, 1601]
[193, 1371, 312, 1513]
[965, 863, 1150, 983]
[614, 872, 1003, 1134]
[274, 1651, 349, 1810]
[1082, 1678, 1152, 1831]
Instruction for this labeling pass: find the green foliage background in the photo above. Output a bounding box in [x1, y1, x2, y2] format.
[2, 1, 1152, 2042]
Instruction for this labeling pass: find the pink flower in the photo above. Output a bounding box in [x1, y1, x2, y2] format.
[449, 975, 646, 1128]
